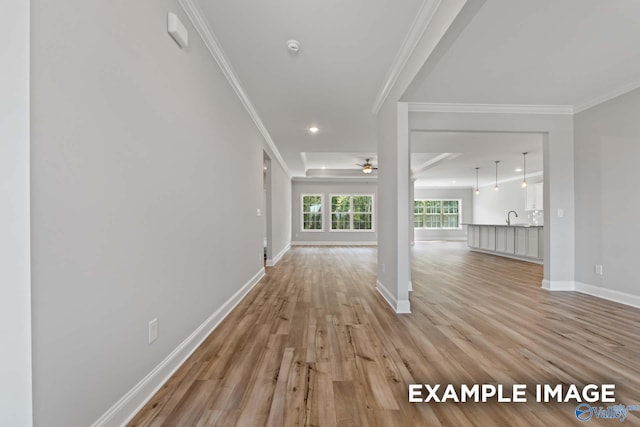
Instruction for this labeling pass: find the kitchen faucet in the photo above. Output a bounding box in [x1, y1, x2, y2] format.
[506, 210, 518, 226]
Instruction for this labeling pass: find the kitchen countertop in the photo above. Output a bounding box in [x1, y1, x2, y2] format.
[462, 223, 543, 228]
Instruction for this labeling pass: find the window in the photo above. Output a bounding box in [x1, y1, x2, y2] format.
[301, 194, 323, 231]
[414, 199, 461, 229]
[331, 195, 374, 231]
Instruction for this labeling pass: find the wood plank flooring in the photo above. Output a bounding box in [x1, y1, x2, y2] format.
[129, 242, 640, 426]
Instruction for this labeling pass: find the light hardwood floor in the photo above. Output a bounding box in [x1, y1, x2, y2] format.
[129, 242, 640, 426]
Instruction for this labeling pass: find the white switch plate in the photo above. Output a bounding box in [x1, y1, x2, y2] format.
[257, 208, 261, 217]
[595, 264, 603, 275]
[557, 208, 564, 218]
[148, 318, 158, 344]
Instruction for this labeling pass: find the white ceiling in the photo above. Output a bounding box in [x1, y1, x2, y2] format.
[302, 152, 377, 172]
[198, 0, 423, 176]
[403, 0, 640, 107]
[411, 132, 543, 188]
[196, 0, 640, 184]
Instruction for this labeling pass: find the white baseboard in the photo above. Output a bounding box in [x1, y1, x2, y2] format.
[575, 282, 640, 310]
[292, 241, 377, 246]
[541, 279, 575, 291]
[266, 242, 291, 267]
[396, 299, 411, 313]
[376, 280, 411, 314]
[415, 237, 467, 242]
[541, 280, 640, 310]
[91, 268, 266, 427]
[472, 248, 543, 264]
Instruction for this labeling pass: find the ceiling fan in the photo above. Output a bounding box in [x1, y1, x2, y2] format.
[357, 158, 378, 174]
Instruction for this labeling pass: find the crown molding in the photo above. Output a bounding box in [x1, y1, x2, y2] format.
[574, 78, 640, 114]
[408, 102, 574, 115]
[413, 185, 474, 190]
[370, 0, 442, 114]
[178, 0, 291, 177]
[414, 171, 543, 189]
[292, 176, 378, 184]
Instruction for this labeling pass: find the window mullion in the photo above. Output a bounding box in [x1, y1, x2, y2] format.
[350, 196, 353, 230]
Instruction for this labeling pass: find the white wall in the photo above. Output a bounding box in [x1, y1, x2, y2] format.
[473, 179, 542, 225]
[30, 1, 275, 425]
[574, 87, 640, 297]
[414, 187, 473, 240]
[0, 1, 32, 425]
[291, 180, 378, 244]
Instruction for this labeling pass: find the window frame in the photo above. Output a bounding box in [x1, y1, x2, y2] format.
[413, 198, 462, 230]
[329, 194, 375, 232]
[300, 193, 324, 232]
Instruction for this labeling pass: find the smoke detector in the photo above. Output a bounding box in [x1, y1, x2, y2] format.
[287, 39, 301, 54]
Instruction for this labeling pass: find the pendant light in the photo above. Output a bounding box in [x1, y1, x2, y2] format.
[494, 161, 500, 191]
[475, 167, 480, 195]
[521, 152, 528, 188]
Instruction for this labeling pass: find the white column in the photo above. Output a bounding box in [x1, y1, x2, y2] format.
[0, 0, 33, 425]
[396, 103, 411, 308]
[375, 102, 411, 313]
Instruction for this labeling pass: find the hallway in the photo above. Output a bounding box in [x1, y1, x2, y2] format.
[129, 244, 640, 426]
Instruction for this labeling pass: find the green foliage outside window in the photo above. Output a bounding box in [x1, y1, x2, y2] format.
[414, 199, 460, 229]
[331, 195, 373, 230]
[302, 195, 323, 230]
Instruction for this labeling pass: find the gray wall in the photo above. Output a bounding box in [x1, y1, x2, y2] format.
[574, 87, 640, 296]
[414, 187, 473, 240]
[30, 1, 283, 425]
[292, 180, 377, 244]
[270, 154, 292, 257]
[1, 0, 32, 425]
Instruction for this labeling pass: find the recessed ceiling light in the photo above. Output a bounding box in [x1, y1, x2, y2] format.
[309, 126, 319, 133]
[515, 168, 523, 172]
[321, 166, 326, 170]
[452, 180, 457, 184]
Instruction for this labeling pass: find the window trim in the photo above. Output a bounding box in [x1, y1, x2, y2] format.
[300, 193, 324, 232]
[413, 198, 462, 230]
[329, 193, 375, 232]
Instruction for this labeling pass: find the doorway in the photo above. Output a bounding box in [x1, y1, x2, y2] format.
[263, 152, 273, 265]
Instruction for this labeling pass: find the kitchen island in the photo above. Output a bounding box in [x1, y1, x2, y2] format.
[463, 223, 544, 264]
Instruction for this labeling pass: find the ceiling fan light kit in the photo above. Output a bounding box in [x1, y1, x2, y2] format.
[358, 158, 378, 174]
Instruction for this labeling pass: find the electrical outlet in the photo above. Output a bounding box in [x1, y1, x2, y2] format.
[595, 264, 603, 275]
[148, 318, 158, 344]
[257, 208, 261, 217]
